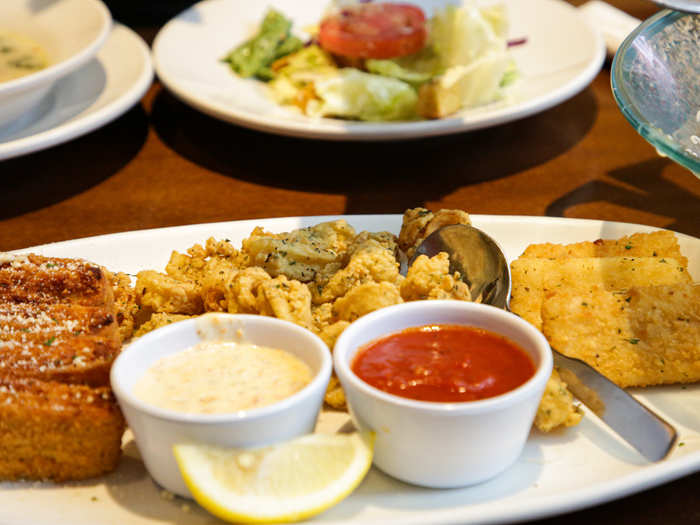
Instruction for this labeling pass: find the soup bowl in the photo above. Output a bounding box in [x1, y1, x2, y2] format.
[0, 0, 111, 127]
[333, 300, 552, 488]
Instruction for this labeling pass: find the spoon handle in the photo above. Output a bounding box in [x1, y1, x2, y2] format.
[553, 350, 678, 462]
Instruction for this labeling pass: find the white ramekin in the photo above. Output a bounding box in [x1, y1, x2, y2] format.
[333, 300, 552, 488]
[111, 313, 332, 498]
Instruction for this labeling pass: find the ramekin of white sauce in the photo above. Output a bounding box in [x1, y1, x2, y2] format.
[110, 313, 332, 498]
[132, 340, 313, 414]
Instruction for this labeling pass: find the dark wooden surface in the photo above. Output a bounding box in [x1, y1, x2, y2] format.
[1, 1, 699, 523]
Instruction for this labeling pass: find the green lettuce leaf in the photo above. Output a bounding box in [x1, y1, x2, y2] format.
[308, 69, 418, 121]
[430, 2, 507, 70]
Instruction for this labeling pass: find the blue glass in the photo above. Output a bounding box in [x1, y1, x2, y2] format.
[611, 10, 700, 177]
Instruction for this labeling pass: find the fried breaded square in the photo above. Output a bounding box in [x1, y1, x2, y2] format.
[510, 256, 690, 331]
[511, 230, 694, 430]
[520, 230, 688, 268]
[0, 378, 125, 481]
[542, 284, 700, 387]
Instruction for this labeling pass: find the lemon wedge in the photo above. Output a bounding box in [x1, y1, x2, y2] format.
[173, 432, 375, 523]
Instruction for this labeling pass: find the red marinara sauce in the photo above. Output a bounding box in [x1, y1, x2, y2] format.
[352, 324, 536, 402]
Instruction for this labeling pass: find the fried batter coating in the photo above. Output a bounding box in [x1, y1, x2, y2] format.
[398, 207, 471, 259]
[199, 263, 240, 312]
[312, 302, 335, 330]
[166, 238, 247, 283]
[134, 312, 193, 338]
[165, 251, 208, 284]
[534, 369, 584, 432]
[135, 270, 203, 315]
[509, 258, 548, 330]
[256, 276, 314, 330]
[0, 379, 125, 482]
[520, 231, 688, 268]
[223, 267, 271, 314]
[514, 231, 691, 331]
[543, 284, 700, 387]
[398, 208, 433, 255]
[109, 271, 139, 343]
[311, 302, 345, 343]
[400, 253, 471, 301]
[317, 320, 351, 351]
[345, 231, 399, 260]
[629, 284, 700, 369]
[511, 256, 690, 331]
[333, 281, 403, 322]
[315, 239, 403, 305]
[324, 376, 347, 410]
[242, 220, 356, 283]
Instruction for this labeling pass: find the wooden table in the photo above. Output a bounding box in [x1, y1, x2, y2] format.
[1, 0, 698, 523]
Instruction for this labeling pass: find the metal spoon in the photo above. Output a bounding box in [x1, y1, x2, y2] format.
[410, 224, 678, 462]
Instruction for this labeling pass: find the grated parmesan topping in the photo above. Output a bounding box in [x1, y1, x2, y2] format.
[0, 253, 119, 415]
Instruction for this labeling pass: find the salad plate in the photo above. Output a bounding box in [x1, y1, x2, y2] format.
[0, 23, 153, 161]
[152, 0, 605, 140]
[3, 214, 700, 525]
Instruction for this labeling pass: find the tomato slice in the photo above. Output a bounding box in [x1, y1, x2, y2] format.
[318, 3, 428, 60]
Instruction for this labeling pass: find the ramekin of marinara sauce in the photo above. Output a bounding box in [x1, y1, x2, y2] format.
[332, 300, 552, 489]
[352, 324, 536, 403]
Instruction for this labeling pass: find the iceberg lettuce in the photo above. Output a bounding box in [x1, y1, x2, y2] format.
[413, 2, 514, 117]
[307, 69, 418, 121]
[430, 2, 508, 70]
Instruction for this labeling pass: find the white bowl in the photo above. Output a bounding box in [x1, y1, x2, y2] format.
[333, 301, 552, 488]
[0, 0, 111, 127]
[110, 313, 332, 498]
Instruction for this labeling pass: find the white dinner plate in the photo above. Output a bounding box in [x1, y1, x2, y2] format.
[0, 23, 153, 161]
[152, 0, 606, 140]
[3, 215, 700, 525]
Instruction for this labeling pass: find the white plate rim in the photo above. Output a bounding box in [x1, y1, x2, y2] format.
[151, 0, 606, 141]
[0, 23, 154, 162]
[5, 214, 700, 525]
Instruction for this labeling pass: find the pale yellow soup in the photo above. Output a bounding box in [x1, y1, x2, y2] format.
[0, 31, 48, 83]
[132, 341, 313, 414]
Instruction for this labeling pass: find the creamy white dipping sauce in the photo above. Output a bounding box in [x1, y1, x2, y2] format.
[0, 31, 48, 83]
[132, 341, 313, 414]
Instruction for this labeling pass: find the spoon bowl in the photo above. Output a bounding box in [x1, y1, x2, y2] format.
[411, 224, 510, 309]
